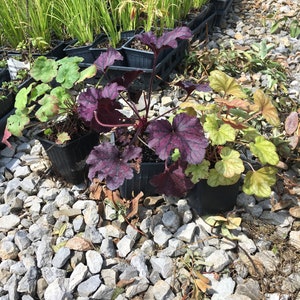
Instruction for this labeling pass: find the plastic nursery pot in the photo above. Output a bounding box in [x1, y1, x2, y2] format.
[187, 180, 240, 215]
[212, 0, 234, 26]
[36, 131, 99, 185]
[119, 162, 165, 199]
[64, 34, 104, 64]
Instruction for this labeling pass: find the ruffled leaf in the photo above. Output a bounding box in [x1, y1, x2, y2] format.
[94, 47, 123, 73]
[249, 136, 279, 165]
[243, 167, 277, 197]
[147, 113, 208, 164]
[185, 159, 210, 184]
[87, 142, 142, 190]
[30, 56, 58, 83]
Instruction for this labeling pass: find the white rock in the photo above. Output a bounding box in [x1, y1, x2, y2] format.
[205, 250, 231, 272]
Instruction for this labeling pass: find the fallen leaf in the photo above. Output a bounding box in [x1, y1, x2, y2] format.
[89, 178, 103, 200]
[65, 236, 93, 251]
[239, 252, 265, 278]
[116, 278, 135, 288]
[194, 271, 211, 293]
[271, 199, 293, 212]
[143, 195, 164, 207]
[289, 206, 300, 218]
[127, 192, 144, 219]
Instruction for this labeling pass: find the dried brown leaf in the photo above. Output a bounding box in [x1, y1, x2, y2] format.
[116, 278, 135, 288]
[127, 192, 144, 219]
[289, 206, 300, 218]
[239, 252, 265, 278]
[89, 178, 103, 200]
[65, 236, 93, 251]
[271, 199, 293, 212]
[143, 195, 164, 207]
[285, 111, 299, 135]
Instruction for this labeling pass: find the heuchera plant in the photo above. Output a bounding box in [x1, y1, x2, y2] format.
[78, 26, 210, 197]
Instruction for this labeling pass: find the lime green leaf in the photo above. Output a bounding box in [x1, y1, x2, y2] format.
[209, 70, 247, 98]
[243, 167, 277, 197]
[203, 114, 236, 145]
[215, 147, 244, 178]
[77, 64, 97, 83]
[251, 89, 280, 126]
[57, 62, 80, 89]
[221, 226, 238, 240]
[30, 83, 51, 102]
[207, 169, 240, 187]
[185, 159, 210, 183]
[30, 56, 58, 82]
[249, 136, 279, 165]
[50, 86, 71, 111]
[242, 127, 260, 142]
[6, 113, 30, 136]
[56, 132, 71, 144]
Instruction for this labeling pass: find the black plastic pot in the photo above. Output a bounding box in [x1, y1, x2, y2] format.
[64, 35, 104, 64]
[119, 162, 165, 199]
[212, 0, 234, 26]
[187, 180, 240, 215]
[37, 131, 99, 184]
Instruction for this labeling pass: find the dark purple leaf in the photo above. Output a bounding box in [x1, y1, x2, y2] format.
[137, 26, 192, 53]
[78, 87, 100, 122]
[94, 47, 123, 73]
[150, 160, 194, 197]
[112, 70, 143, 89]
[147, 113, 208, 164]
[87, 142, 142, 190]
[101, 82, 125, 100]
[175, 81, 212, 96]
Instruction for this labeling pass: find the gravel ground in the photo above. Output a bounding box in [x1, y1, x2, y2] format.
[0, 0, 300, 299]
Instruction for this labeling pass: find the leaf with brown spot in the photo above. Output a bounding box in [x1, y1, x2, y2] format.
[285, 111, 299, 135]
[127, 192, 144, 219]
[65, 236, 93, 251]
[289, 206, 300, 218]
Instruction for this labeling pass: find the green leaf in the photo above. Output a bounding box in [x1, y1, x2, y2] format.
[203, 115, 236, 145]
[249, 136, 279, 165]
[207, 168, 240, 187]
[6, 112, 30, 136]
[243, 167, 277, 197]
[30, 56, 58, 82]
[15, 84, 34, 110]
[242, 127, 260, 142]
[209, 70, 247, 98]
[50, 86, 71, 111]
[185, 159, 210, 184]
[56, 62, 80, 89]
[35, 95, 59, 122]
[30, 83, 51, 102]
[290, 20, 300, 38]
[77, 64, 97, 83]
[215, 147, 244, 178]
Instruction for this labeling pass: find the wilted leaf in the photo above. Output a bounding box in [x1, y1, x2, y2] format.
[285, 111, 299, 135]
[239, 252, 265, 277]
[89, 178, 104, 200]
[65, 236, 93, 251]
[243, 167, 277, 197]
[289, 206, 300, 218]
[271, 199, 292, 212]
[194, 271, 211, 293]
[116, 278, 135, 288]
[127, 192, 144, 219]
[251, 89, 280, 126]
[209, 70, 247, 98]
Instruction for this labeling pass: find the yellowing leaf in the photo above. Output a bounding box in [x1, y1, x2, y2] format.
[77, 64, 97, 83]
[56, 132, 71, 144]
[204, 215, 228, 227]
[226, 216, 242, 229]
[251, 89, 280, 126]
[249, 136, 279, 165]
[207, 168, 240, 187]
[194, 272, 211, 293]
[243, 167, 277, 198]
[215, 147, 244, 178]
[209, 70, 247, 98]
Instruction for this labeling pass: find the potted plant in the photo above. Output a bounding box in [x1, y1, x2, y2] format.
[77, 27, 291, 215]
[1, 55, 99, 184]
